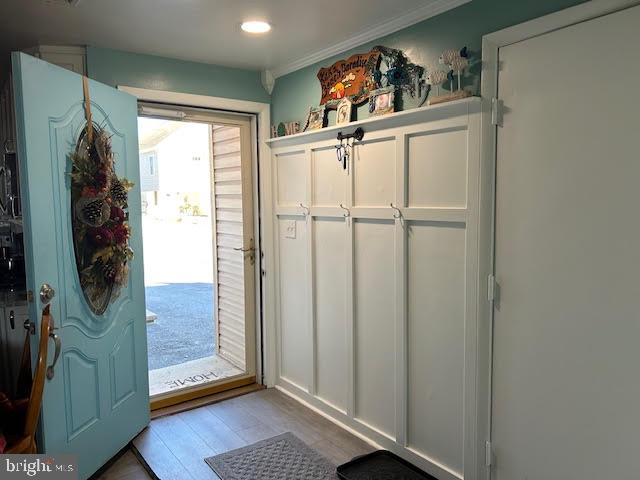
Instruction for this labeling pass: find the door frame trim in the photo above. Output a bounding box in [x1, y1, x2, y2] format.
[117, 86, 276, 389]
[478, 1, 640, 478]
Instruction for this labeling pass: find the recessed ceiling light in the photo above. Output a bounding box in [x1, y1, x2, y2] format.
[241, 21, 271, 34]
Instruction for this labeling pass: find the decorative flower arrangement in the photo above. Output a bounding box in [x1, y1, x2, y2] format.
[71, 124, 134, 314]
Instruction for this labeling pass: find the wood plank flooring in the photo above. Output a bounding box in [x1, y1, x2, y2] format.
[94, 450, 151, 480]
[98, 388, 374, 480]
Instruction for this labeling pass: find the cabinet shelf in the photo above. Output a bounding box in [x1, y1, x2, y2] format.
[266, 96, 480, 148]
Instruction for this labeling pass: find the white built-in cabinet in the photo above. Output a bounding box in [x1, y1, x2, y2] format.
[267, 98, 481, 480]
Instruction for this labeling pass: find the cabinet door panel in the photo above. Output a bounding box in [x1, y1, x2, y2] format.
[313, 146, 346, 206]
[354, 138, 395, 207]
[408, 129, 467, 208]
[354, 219, 395, 437]
[313, 218, 348, 410]
[278, 216, 311, 389]
[407, 221, 466, 475]
[276, 150, 306, 206]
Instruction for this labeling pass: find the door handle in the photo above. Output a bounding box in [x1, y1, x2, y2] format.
[40, 283, 55, 305]
[23, 318, 34, 335]
[46, 312, 61, 380]
[233, 239, 255, 265]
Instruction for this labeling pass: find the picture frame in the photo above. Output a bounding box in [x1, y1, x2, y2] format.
[335, 97, 353, 125]
[304, 105, 326, 131]
[368, 87, 395, 117]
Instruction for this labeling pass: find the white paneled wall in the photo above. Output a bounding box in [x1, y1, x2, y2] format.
[269, 99, 481, 480]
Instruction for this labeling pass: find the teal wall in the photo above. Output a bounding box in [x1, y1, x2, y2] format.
[271, 0, 586, 126]
[86, 46, 270, 103]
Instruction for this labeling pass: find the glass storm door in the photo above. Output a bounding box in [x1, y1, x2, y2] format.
[12, 52, 149, 478]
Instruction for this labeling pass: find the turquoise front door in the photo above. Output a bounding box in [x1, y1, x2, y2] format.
[12, 52, 149, 478]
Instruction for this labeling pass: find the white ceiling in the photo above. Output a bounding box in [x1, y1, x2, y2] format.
[0, 0, 467, 77]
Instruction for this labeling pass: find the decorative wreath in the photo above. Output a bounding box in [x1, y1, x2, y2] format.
[70, 123, 134, 315]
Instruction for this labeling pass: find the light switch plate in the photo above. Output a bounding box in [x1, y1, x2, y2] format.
[284, 220, 296, 239]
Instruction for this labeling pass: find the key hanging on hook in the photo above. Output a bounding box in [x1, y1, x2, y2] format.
[335, 127, 365, 171]
[335, 138, 345, 165]
[342, 144, 349, 171]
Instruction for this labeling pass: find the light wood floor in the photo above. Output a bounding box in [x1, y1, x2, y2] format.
[96, 388, 374, 480]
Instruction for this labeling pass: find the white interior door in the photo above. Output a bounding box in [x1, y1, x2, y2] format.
[492, 6, 640, 479]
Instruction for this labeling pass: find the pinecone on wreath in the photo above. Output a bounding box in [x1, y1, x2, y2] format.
[83, 199, 105, 224]
[103, 262, 117, 281]
[110, 178, 128, 206]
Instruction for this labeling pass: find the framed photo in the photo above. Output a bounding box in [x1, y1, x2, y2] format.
[335, 97, 353, 125]
[304, 105, 326, 131]
[368, 87, 395, 117]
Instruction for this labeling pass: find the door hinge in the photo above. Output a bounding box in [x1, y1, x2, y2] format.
[491, 98, 503, 127]
[487, 274, 497, 302]
[485, 440, 493, 467]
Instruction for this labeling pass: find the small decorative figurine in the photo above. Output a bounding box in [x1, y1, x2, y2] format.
[426, 70, 448, 97]
[450, 55, 469, 91]
[429, 46, 472, 105]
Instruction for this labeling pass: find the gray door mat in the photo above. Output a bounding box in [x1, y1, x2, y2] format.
[205, 432, 339, 480]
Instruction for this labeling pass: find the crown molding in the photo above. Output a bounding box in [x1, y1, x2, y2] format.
[270, 0, 471, 79]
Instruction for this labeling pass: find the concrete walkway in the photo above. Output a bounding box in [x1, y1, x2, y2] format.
[145, 282, 216, 370]
[141, 215, 218, 371]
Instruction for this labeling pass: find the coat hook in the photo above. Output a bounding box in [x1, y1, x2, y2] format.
[390, 203, 404, 226]
[390, 203, 401, 218]
[339, 203, 350, 218]
[299, 203, 310, 216]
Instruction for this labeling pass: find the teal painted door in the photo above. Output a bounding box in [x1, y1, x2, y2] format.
[12, 52, 149, 479]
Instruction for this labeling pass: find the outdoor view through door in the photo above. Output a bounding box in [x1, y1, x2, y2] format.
[137, 108, 255, 399]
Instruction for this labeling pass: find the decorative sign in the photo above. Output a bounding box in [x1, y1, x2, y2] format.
[374, 45, 424, 98]
[317, 49, 381, 105]
[271, 121, 301, 138]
